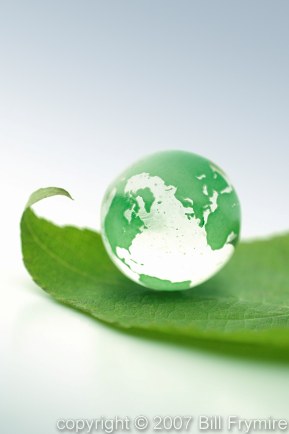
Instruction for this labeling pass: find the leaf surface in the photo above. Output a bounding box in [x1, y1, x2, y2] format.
[21, 188, 289, 360]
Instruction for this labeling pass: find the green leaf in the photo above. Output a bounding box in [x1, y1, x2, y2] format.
[20, 187, 289, 361]
[24, 186, 73, 209]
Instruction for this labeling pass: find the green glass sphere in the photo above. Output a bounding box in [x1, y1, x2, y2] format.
[101, 150, 241, 291]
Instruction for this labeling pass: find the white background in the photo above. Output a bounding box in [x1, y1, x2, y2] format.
[1, 1, 289, 433]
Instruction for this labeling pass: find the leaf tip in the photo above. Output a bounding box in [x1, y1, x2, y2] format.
[24, 187, 73, 210]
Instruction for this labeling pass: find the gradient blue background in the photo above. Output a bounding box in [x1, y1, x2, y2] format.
[1, 0, 289, 236]
[1, 2, 289, 433]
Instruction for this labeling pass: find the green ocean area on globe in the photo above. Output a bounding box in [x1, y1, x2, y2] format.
[101, 151, 241, 290]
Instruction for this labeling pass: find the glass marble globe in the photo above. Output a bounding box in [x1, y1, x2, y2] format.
[101, 150, 241, 291]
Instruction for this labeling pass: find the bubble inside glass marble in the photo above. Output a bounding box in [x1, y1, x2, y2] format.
[101, 150, 241, 291]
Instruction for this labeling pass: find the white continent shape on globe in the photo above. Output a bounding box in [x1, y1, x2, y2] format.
[106, 171, 237, 288]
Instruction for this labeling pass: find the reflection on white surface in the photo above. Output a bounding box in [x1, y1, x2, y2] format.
[2, 270, 289, 434]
